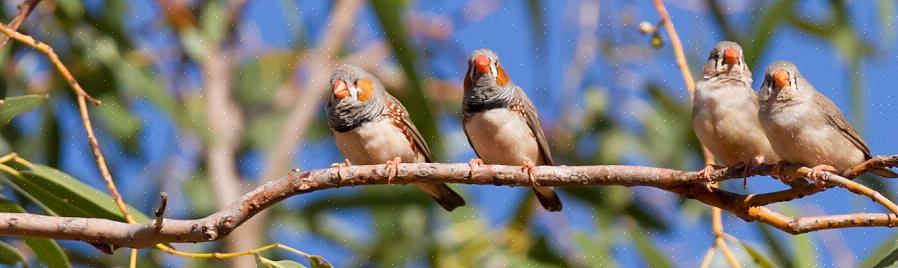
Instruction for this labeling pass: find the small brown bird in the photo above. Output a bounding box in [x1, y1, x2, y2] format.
[461, 49, 563, 211]
[326, 64, 466, 211]
[758, 61, 898, 180]
[692, 41, 779, 186]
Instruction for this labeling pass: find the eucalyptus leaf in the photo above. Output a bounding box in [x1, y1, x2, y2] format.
[0, 162, 149, 223]
[0, 95, 48, 126]
[738, 241, 778, 268]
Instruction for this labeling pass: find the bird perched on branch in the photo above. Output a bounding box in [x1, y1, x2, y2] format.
[461, 49, 563, 211]
[758, 61, 898, 180]
[326, 64, 466, 211]
[692, 41, 779, 187]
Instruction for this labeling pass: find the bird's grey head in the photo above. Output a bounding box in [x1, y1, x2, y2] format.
[759, 61, 811, 106]
[326, 64, 385, 132]
[701, 41, 751, 84]
[463, 49, 515, 113]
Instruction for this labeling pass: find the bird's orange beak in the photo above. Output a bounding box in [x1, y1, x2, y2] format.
[332, 80, 349, 99]
[473, 55, 491, 76]
[723, 48, 738, 66]
[772, 70, 790, 89]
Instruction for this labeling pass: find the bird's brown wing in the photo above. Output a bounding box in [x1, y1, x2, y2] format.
[383, 93, 433, 162]
[813, 91, 872, 159]
[512, 87, 554, 165]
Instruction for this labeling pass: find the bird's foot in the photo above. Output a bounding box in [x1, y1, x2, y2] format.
[385, 157, 402, 184]
[807, 164, 838, 186]
[522, 160, 538, 188]
[740, 156, 764, 189]
[697, 164, 720, 183]
[330, 159, 352, 180]
[468, 158, 484, 179]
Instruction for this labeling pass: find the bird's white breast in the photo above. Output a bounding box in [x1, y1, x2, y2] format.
[464, 108, 542, 164]
[333, 118, 423, 164]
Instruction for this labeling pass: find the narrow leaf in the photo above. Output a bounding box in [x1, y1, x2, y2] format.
[0, 95, 48, 126]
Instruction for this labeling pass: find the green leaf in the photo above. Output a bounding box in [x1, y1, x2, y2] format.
[0, 95, 48, 126]
[627, 225, 672, 268]
[738, 241, 778, 268]
[0, 241, 26, 266]
[793, 233, 818, 268]
[873, 245, 898, 268]
[257, 256, 307, 268]
[370, 0, 444, 159]
[200, 1, 228, 44]
[0, 162, 149, 223]
[309, 256, 333, 268]
[572, 231, 616, 267]
[0, 196, 71, 268]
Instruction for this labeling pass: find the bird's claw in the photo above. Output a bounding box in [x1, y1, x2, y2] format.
[697, 165, 716, 183]
[330, 159, 352, 180]
[522, 160, 538, 188]
[740, 156, 763, 189]
[807, 164, 838, 186]
[468, 158, 484, 179]
[385, 157, 402, 184]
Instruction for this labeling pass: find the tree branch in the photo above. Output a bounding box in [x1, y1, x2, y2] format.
[0, 159, 896, 248]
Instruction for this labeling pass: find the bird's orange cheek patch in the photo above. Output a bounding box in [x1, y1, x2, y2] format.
[496, 65, 510, 86]
[357, 79, 375, 102]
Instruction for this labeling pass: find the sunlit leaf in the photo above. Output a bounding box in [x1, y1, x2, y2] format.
[872, 245, 898, 268]
[0, 162, 149, 223]
[738, 241, 778, 268]
[0, 95, 47, 126]
[257, 255, 307, 268]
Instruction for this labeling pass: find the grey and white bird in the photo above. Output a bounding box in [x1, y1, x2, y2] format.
[461, 49, 563, 212]
[692, 41, 779, 185]
[326, 64, 466, 211]
[758, 61, 898, 180]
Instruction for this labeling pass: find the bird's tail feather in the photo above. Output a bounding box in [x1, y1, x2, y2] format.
[533, 186, 563, 212]
[416, 183, 466, 211]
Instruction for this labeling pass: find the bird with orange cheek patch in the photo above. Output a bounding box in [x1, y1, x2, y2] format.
[758, 61, 898, 181]
[326, 64, 466, 211]
[692, 41, 779, 188]
[461, 49, 563, 212]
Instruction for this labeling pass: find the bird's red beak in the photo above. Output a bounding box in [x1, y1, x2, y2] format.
[332, 80, 349, 99]
[723, 48, 738, 66]
[473, 55, 491, 75]
[772, 70, 790, 89]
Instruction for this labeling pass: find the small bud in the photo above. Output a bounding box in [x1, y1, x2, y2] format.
[651, 34, 664, 49]
[638, 21, 655, 34]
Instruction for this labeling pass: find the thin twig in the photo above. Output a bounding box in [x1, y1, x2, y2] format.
[154, 192, 169, 232]
[0, 0, 42, 49]
[0, 23, 100, 105]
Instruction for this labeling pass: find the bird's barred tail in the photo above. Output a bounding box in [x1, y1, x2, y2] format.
[416, 183, 466, 211]
[533, 186, 563, 212]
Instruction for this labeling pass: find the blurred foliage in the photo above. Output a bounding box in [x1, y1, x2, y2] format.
[0, 0, 894, 267]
